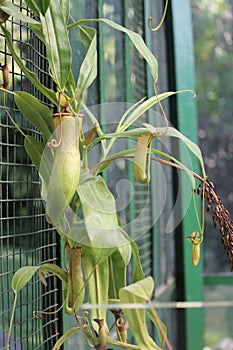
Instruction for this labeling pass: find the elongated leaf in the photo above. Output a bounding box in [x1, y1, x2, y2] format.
[89, 149, 135, 175]
[29, 22, 45, 41]
[146, 307, 167, 349]
[116, 97, 146, 132]
[24, 136, 45, 172]
[78, 25, 96, 49]
[1, 25, 57, 104]
[40, 0, 71, 89]
[1, 2, 39, 23]
[81, 102, 106, 151]
[160, 126, 205, 177]
[119, 277, 164, 350]
[69, 18, 158, 83]
[24, 136, 53, 201]
[14, 91, 54, 142]
[77, 176, 129, 262]
[39, 263, 68, 286]
[24, 0, 40, 16]
[34, 0, 50, 15]
[91, 122, 205, 179]
[125, 234, 144, 282]
[76, 26, 97, 108]
[121, 91, 191, 132]
[65, 70, 76, 97]
[83, 252, 109, 332]
[12, 266, 39, 293]
[59, 0, 69, 24]
[143, 123, 205, 178]
[52, 327, 80, 350]
[108, 249, 128, 300]
[52, 326, 96, 350]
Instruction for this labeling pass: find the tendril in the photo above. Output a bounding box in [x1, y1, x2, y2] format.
[47, 94, 63, 147]
[148, 0, 169, 32]
[154, 82, 169, 134]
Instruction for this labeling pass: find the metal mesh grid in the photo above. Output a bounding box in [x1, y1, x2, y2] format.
[128, 0, 153, 277]
[0, 2, 62, 349]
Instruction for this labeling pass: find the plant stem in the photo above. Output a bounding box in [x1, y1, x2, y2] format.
[108, 339, 141, 349]
[6, 293, 17, 350]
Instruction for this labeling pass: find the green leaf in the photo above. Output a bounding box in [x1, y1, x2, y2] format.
[24, 136, 53, 200]
[59, 0, 69, 24]
[122, 233, 145, 283]
[160, 126, 206, 178]
[120, 91, 186, 132]
[39, 263, 68, 286]
[77, 176, 129, 262]
[1, 25, 57, 104]
[78, 24, 96, 49]
[143, 123, 205, 179]
[12, 266, 39, 293]
[14, 91, 54, 142]
[83, 252, 109, 332]
[40, 0, 71, 89]
[108, 249, 128, 300]
[0, 1, 10, 24]
[65, 70, 76, 98]
[119, 277, 164, 350]
[89, 149, 135, 175]
[52, 327, 80, 350]
[24, 136, 45, 172]
[81, 102, 106, 151]
[33, 0, 51, 15]
[75, 26, 97, 108]
[146, 308, 167, 349]
[24, 0, 40, 16]
[69, 18, 158, 83]
[0, 2, 39, 23]
[29, 22, 45, 41]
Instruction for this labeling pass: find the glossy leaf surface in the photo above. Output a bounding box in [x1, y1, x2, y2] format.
[76, 26, 97, 109]
[14, 92, 54, 142]
[40, 0, 71, 89]
[34, 0, 51, 15]
[0, 25, 57, 103]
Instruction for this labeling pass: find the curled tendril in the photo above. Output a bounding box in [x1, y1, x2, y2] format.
[47, 114, 63, 148]
[148, 0, 169, 32]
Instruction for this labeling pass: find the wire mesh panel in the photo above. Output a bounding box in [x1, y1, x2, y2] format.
[127, 0, 154, 277]
[0, 2, 62, 349]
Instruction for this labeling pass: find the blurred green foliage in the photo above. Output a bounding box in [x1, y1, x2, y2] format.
[192, 0, 233, 272]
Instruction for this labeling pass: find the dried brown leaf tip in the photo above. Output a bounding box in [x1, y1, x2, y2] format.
[196, 178, 233, 271]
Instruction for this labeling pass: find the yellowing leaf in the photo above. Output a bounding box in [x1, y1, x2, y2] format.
[12, 266, 39, 294]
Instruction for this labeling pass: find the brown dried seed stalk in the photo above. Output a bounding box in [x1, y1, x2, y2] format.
[196, 178, 233, 271]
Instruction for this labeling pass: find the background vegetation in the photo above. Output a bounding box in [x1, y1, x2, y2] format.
[192, 0, 233, 272]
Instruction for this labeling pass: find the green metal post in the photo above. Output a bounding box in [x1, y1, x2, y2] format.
[143, 0, 161, 284]
[169, 1, 204, 349]
[124, 0, 135, 238]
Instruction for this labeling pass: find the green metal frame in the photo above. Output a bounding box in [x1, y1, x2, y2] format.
[143, 1, 205, 349]
[169, 1, 204, 349]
